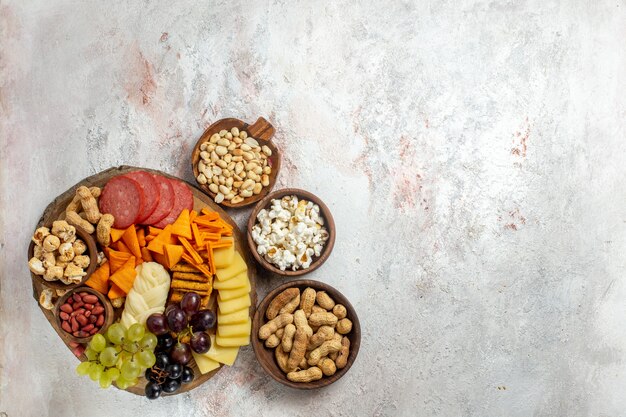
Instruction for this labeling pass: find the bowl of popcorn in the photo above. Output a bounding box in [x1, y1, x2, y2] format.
[27, 221, 98, 290]
[192, 117, 280, 208]
[247, 189, 335, 276]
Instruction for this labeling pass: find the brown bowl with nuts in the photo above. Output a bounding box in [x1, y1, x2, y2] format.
[54, 286, 114, 344]
[191, 117, 281, 208]
[27, 223, 98, 290]
[247, 189, 336, 277]
[252, 280, 360, 389]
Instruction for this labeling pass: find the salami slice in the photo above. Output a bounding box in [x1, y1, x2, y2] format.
[142, 175, 175, 225]
[99, 176, 145, 229]
[123, 171, 160, 223]
[153, 178, 194, 228]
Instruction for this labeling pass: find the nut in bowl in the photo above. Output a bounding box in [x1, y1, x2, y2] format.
[252, 280, 360, 389]
[247, 189, 336, 276]
[192, 117, 281, 208]
[54, 286, 114, 344]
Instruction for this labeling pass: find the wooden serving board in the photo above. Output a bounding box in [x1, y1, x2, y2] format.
[29, 165, 258, 396]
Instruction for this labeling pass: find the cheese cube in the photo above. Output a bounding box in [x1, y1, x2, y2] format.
[216, 334, 250, 347]
[215, 252, 247, 281]
[204, 334, 239, 366]
[217, 307, 250, 325]
[217, 293, 251, 314]
[218, 318, 251, 338]
[213, 271, 248, 290]
[218, 280, 251, 302]
[213, 239, 235, 269]
[192, 351, 221, 374]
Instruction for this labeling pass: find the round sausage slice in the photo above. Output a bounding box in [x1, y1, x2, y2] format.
[142, 175, 175, 225]
[123, 171, 160, 224]
[99, 176, 145, 229]
[153, 179, 194, 228]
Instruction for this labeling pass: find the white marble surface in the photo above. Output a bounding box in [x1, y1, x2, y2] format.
[1, 1, 626, 416]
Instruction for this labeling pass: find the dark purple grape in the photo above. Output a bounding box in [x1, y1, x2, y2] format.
[190, 310, 216, 331]
[156, 334, 175, 352]
[145, 381, 162, 399]
[146, 313, 168, 335]
[145, 368, 158, 383]
[170, 342, 191, 365]
[165, 304, 177, 316]
[154, 352, 170, 370]
[166, 307, 188, 333]
[161, 378, 180, 393]
[180, 292, 201, 316]
[181, 366, 194, 384]
[190, 331, 211, 354]
[166, 363, 182, 379]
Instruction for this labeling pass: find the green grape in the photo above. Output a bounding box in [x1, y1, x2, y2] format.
[90, 334, 107, 352]
[120, 360, 141, 380]
[105, 367, 120, 381]
[107, 323, 126, 345]
[137, 350, 156, 368]
[127, 323, 145, 342]
[115, 377, 131, 390]
[122, 341, 139, 353]
[139, 333, 157, 350]
[99, 373, 112, 389]
[88, 363, 104, 382]
[99, 347, 118, 367]
[85, 347, 98, 361]
[76, 361, 91, 376]
[116, 376, 138, 389]
[116, 351, 132, 369]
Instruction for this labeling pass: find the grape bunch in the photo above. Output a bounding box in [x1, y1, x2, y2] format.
[75, 323, 157, 390]
[144, 292, 216, 399]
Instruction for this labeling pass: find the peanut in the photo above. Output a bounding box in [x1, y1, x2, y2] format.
[308, 340, 342, 366]
[318, 357, 337, 376]
[308, 312, 338, 327]
[76, 186, 101, 223]
[311, 305, 326, 314]
[279, 294, 301, 315]
[287, 328, 308, 371]
[336, 318, 353, 334]
[316, 291, 335, 310]
[275, 345, 290, 373]
[298, 356, 309, 370]
[258, 313, 293, 340]
[335, 337, 350, 369]
[307, 326, 335, 350]
[332, 304, 347, 319]
[96, 214, 114, 246]
[300, 287, 316, 317]
[266, 288, 300, 319]
[294, 309, 313, 337]
[265, 327, 285, 347]
[281, 323, 296, 352]
[287, 367, 322, 383]
[65, 211, 95, 234]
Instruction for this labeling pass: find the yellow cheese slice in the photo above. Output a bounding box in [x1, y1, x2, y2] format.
[204, 334, 239, 366]
[218, 280, 251, 302]
[217, 293, 251, 315]
[217, 318, 251, 338]
[216, 334, 250, 347]
[213, 271, 248, 290]
[213, 239, 235, 269]
[215, 252, 247, 282]
[192, 351, 221, 374]
[217, 307, 250, 325]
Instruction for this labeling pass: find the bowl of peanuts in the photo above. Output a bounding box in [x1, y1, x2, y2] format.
[191, 117, 281, 208]
[54, 286, 114, 344]
[252, 280, 360, 389]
